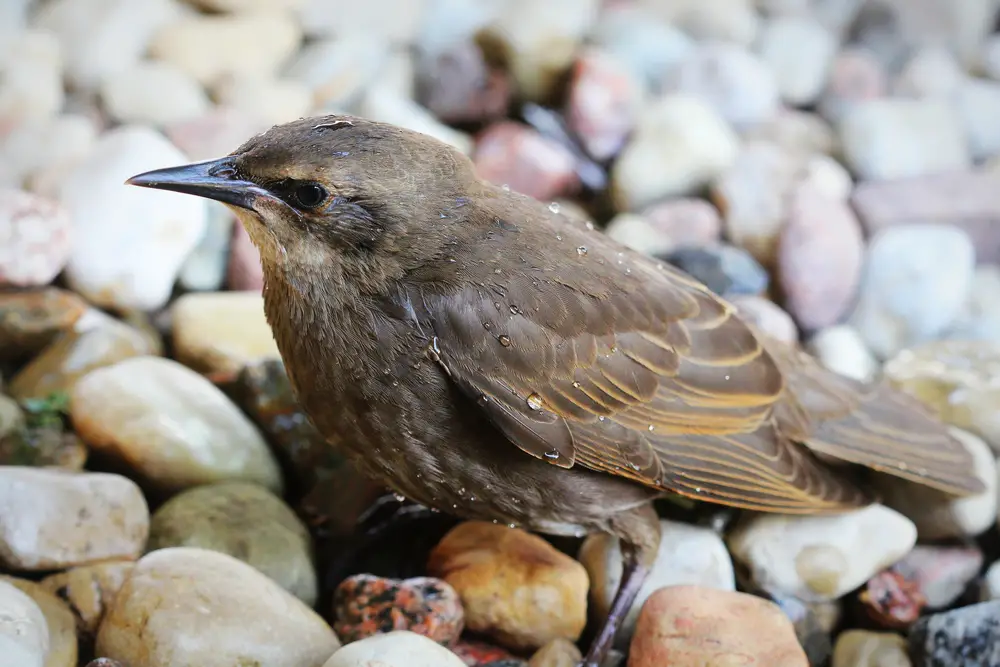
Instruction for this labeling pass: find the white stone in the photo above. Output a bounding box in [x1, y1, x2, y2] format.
[877, 429, 998, 540]
[981, 34, 1000, 82]
[357, 86, 473, 156]
[801, 153, 853, 202]
[179, 204, 234, 292]
[0, 580, 48, 667]
[150, 10, 301, 86]
[188, 0, 305, 11]
[59, 125, 208, 311]
[0, 115, 97, 190]
[636, 0, 760, 47]
[603, 213, 674, 257]
[578, 519, 734, 648]
[757, 16, 838, 106]
[284, 36, 388, 110]
[956, 79, 1000, 161]
[806, 325, 879, 383]
[948, 265, 1000, 341]
[323, 631, 465, 667]
[298, 0, 428, 43]
[982, 560, 1000, 601]
[893, 46, 966, 98]
[0, 30, 63, 131]
[613, 95, 739, 211]
[726, 504, 917, 601]
[213, 75, 313, 125]
[101, 60, 210, 126]
[0, 0, 31, 50]
[34, 0, 181, 90]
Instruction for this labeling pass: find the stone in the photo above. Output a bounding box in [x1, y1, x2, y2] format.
[0, 396, 22, 441]
[70, 356, 283, 493]
[451, 639, 520, 667]
[578, 519, 734, 648]
[297, 0, 427, 43]
[40, 561, 135, 636]
[100, 60, 210, 126]
[909, 600, 1000, 667]
[603, 214, 675, 257]
[566, 49, 642, 162]
[226, 221, 264, 291]
[0, 576, 77, 667]
[0, 115, 97, 190]
[9, 309, 157, 401]
[778, 185, 864, 330]
[0, 30, 63, 134]
[838, 99, 970, 180]
[637, 0, 760, 46]
[727, 504, 917, 601]
[333, 574, 462, 645]
[187, 0, 306, 11]
[0, 288, 86, 362]
[805, 325, 879, 382]
[0, 397, 87, 471]
[0, 579, 48, 667]
[0, 467, 148, 571]
[170, 291, 279, 375]
[528, 639, 580, 667]
[948, 265, 1000, 341]
[416, 41, 511, 125]
[473, 122, 579, 202]
[801, 153, 854, 201]
[34, 0, 179, 90]
[876, 427, 998, 540]
[832, 630, 910, 667]
[285, 36, 387, 111]
[666, 43, 780, 130]
[663, 244, 769, 298]
[983, 560, 1000, 601]
[612, 95, 739, 211]
[178, 203, 234, 292]
[764, 592, 839, 666]
[730, 295, 799, 344]
[212, 74, 313, 126]
[744, 108, 837, 156]
[96, 547, 340, 667]
[851, 171, 1000, 265]
[59, 125, 208, 311]
[982, 34, 1000, 81]
[818, 48, 887, 123]
[477, 0, 599, 101]
[893, 47, 965, 98]
[0, 190, 71, 289]
[757, 16, 838, 107]
[357, 86, 473, 156]
[427, 522, 588, 652]
[166, 107, 270, 161]
[641, 198, 722, 249]
[956, 79, 1000, 161]
[628, 585, 808, 667]
[893, 545, 983, 610]
[848, 224, 974, 360]
[322, 631, 465, 667]
[150, 10, 302, 86]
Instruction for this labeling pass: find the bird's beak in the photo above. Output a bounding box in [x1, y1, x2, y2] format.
[125, 157, 265, 210]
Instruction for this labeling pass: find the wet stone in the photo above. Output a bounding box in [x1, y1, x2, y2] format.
[40, 561, 135, 638]
[0, 288, 87, 362]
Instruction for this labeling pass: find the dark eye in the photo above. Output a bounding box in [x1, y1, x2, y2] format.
[293, 183, 328, 208]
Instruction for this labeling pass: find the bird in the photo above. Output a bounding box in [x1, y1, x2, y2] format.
[127, 115, 984, 667]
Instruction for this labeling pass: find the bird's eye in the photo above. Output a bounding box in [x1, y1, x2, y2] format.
[293, 183, 328, 209]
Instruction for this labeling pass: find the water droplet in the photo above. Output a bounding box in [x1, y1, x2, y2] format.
[572, 381, 581, 389]
[627, 461, 641, 471]
[656, 262, 664, 270]
[598, 415, 606, 422]
[452, 504, 458, 509]
[694, 487, 703, 493]
[393, 493, 406, 502]
[494, 268, 502, 274]
[648, 424, 655, 431]
[724, 375, 730, 381]
[492, 519, 499, 524]
[577, 246, 588, 256]
[498, 335, 512, 347]
[448, 258, 456, 263]
[548, 202, 561, 213]
[501, 183, 511, 191]
[625, 267, 631, 274]
[483, 322, 492, 330]
[610, 345, 619, 353]
[585, 221, 595, 230]
[543, 450, 560, 460]
[508, 523, 517, 529]
[555, 234, 563, 241]
[526, 393, 544, 410]
[469, 495, 476, 501]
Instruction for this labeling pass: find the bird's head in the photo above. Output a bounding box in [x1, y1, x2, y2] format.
[127, 115, 480, 286]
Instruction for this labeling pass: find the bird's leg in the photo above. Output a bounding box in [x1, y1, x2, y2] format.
[581, 504, 661, 667]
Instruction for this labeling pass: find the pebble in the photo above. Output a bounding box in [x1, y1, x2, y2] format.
[528, 639, 581, 667]
[832, 630, 911, 667]
[817, 48, 887, 123]
[666, 43, 780, 130]
[948, 265, 1000, 341]
[578, 519, 734, 647]
[297, 0, 426, 43]
[0, 395, 22, 441]
[727, 504, 917, 601]
[166, 106, 270, 161]
[640, 0, 760, 46]
[427, 522, 588, 652]
[0, 190, 71, 289]
[100, 60, 210, 126]
[473, 122, 579, 202]
[628, 585, 808, 667]
[0, 30, 63, 133]
[0, 576, 77, 667]
[0, 579, 48, 667]
[956, 79, 1000, 161]
[908, 600, 1000, 667]
[0, 115, 97, 190]
[663, 244, 769, 298]
[187, 0, 306, 12]
[148, 481, 316, 604]
[982, 34, 1000, 81]
[757, 16, 838, 107]
[805, 325, 879, 382]
[416, 41, 511, 125]
[730, 295, 799, 344]
[641, 198, 722, 249]
[333, 574, 462, 645]
[477, 0, 599, 101]
[150, 10, 302, 86]
[40, 561, 135, 636]
[357, 86, 474, 156]
[566, 49, 642, 162]
[778, 184, 864, 330]
[34, 0, 180, 90]
[982, 561, 1000, 601]
[178, 204, 234, 292]
[323, 631, 465, 667]
[801, 152, 854, 202]
[170, 291, 279, 375]
[838, 99, 970, 180]
[0, 467, 148, 571]
[226, 222, 264, 291]
[848, 224, 974, 360]
[212, 74, 314, 126]
[9, 309, 158, 401]
[285, 36, 387, 111]
[744, 108, 837, 156]
[0, 401, 87, 471]
[451, 638, 521, 666]
[69, 356, 283, 493]
[893, 545, 983, 610]
[603, 214, 675, 257]
[96, 547, 340, 667]
[59, 125, 208, 311]
[893, 47, 965, 98]
[612, 95, 739, 211]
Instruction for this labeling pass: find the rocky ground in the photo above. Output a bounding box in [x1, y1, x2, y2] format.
[3, 0, 1000, 666]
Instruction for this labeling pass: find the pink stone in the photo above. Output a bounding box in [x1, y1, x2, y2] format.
[566, 49, 642, 162]
[418, 42, 511, 125]
[641, 198, 722, 248]
[0, 189, 71, 288]
[472, 122, 581, 202]
[226, 222, 263, 292]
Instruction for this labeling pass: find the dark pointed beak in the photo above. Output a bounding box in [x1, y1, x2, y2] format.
[125, 157, 264, 210]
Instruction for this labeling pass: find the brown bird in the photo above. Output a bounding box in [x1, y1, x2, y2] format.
[127, 115, 983, 666]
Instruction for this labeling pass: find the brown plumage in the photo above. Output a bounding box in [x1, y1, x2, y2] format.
[127, 115, 983, 666]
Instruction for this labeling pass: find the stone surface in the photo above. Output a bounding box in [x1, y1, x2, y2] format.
[416, 41, 511, 125]
[427, 522, 587, 652]
[473, 122, 579, 202]
[148, 481, 316, 604]
[909, 600, 1000, 667]
[0, 396, 86, 471]
[566, 49, 642, 161]
[641, 198, 722, 249]
[59, 125, 207, 311]
[818, 48, 887, 123]
[322, 631, 465, 667]
[0, 114, 97, 190]
[528, 639, 581, 667]
[832, 630, 911, 667]
[0, 579, 48, 667]
[744, 108, 837, 156]
[0, 576, 77, 667]
[166, 107, 270, 162]
[948, 265, 1000, 341]
[95, 547, 340, 667]
[178, 204, 234, 292]
[578, 519, 734, 648]
[956, 79, 1000, 161]
[613, 95, 738, 211]
[757, 16, 837, 106]
[848, 224, 974, 360]
[296, 0, 426, 43]
[101, 61, 210, 126]
[628, 585, 808, 667]
[40, 561, 135, 636]
[637, 0, 760, 46]
[603, 214, 675, 257]
[70, 356, 283, 493]
[0, 189, 71, 289]
[893, 545, 983, 610]
[663, 244, 768, 298]
[0, 467, 148, 571]
[284, 36, 387, 111]
[212, 74, 313, 126]
[982, 560, 1000, 601]
[727, 504, 917, 601]
[0, 30, 62, 132]
[333, 574, 463, 646]
[805, 325, 879, 382]
[0, 288, 87, 361]
[730, 295, 799, 344]
[893, 46, 965, 98]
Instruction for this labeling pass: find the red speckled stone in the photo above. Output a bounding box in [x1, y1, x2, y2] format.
[451, 639, 521, 666]
[333, 574, 464, 646]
